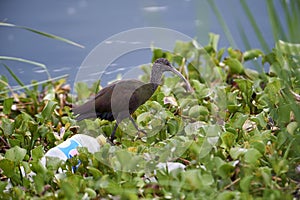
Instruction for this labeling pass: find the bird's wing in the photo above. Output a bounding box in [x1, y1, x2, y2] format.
[73, 83, 116, 117]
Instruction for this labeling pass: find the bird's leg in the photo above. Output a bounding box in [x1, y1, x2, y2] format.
[110, 123, 119, 142]
[129, 116, 147, 137]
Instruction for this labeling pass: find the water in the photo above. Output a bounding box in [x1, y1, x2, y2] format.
[0, 0, 284, 88]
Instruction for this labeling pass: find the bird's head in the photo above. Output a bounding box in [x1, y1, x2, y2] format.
[152, 58, 193, 92]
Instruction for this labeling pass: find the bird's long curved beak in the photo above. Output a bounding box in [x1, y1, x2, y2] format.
[168, 66, 193, 92]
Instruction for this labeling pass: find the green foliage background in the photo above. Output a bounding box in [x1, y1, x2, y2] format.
[1, 1, 300, 199]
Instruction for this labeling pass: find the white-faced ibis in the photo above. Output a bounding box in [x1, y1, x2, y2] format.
[73, 58, 192, 141]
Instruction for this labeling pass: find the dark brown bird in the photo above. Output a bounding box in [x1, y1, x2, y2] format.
[73, 58, 192, 141]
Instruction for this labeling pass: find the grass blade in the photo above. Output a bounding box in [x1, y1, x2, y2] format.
[266, 0, 287, 42]
[0, 56, 51, 79]
[2, 64, 30, 93]
[237, 21, 251, 50]
[207, 0, 237, 48]
[290, 1, 300, 43]
[240, 0, 270, 52]
[0, 74, 69, 95]
[0, 22, 84, 48]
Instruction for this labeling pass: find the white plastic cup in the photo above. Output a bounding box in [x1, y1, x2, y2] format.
[41, 134, 106, 167]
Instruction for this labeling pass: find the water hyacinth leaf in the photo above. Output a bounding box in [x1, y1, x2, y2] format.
[251, 112, 267, 128]
[87, 166, 103, 179]
[230, 112, 248, 129]
[244, 148, 262, 165]
[217, 163, 235, 179]
[148, 100, 163, 111]
[224, 58, 244, 74]
[198, 125, 221, 158]
[276, 132, 288, 149]
[208, 33, 220, 51]
[31, 145, 44, 161]
[221, 131, 236, 149]
[0, 159, 15, 177]
[276, 40, 300, 56]
[235, 79, 253, 97]
[173, 41, 195, 59]
[250, 141, 265, 154]
[184, 121, 204, 135]
[137, 112, 151, 125]
[1, 117, 14, 136]
[243, 49, 264, 61]
[191, 80, 211, 98]
[0, 181, 8, 194]
[188, 105, 209, 119]
[33, 173, 46, 194]
[228, 47, 243, 61]
[182, 169, 202, 189]
[5, 146, 27, 163]
[263, 79, 282, 105]
[75, 82, 91, 101]
[240, 175, 253, 192]
[217, 191, 241, 200]
[244, 68, 260, 80]
[272, 158, 289, 176]
[166, 119, 179, 135]
[84, 188, 97, 199]
[115, 150, 133, 170]
[44, 156, 63, 171]
[201, 173, 214, 186]
[286, 121, 298, 135]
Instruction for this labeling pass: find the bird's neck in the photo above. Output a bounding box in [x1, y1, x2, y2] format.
[150, 67, 163, 91]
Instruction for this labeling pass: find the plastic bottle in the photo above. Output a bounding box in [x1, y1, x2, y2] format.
[41, 134, 107, 167]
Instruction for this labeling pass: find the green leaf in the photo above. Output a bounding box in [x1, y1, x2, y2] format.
[3, 97, 14, 115]
[217, 191, 241, 200]
[5, 146, 27, 163]
[33, 173, 46, 194]
[0, 74, 69, 95]
[244, 148, 262, 165]
[230, 147, 247, 159]
[31, 145, 44, 161]
[0, 117, 14, 136]
[250, 141, 265, 155]
[224, 58, 244, 74]
[244, 68, 260, 80]
[240, 175, 253, 192]
[0, 159, 15, 177]
[0, 22, 84, 48]
[0, 56, 51, 79]
[230, 112, 248, 129]
[228, 47, 243, 61]
[217, 163, 235, 179]
[188, 105, 209, 119]
[208, 33, 220, 51]
[41, 100, 57, 121]
[221, 131, 236, 149]
[276, 40, 300, 57]
[87, 166, 103, 179]
[182, 169, 202, 189]
[75, 82, 91, 101]
[286, 121, 298, 135]
[243, 49, 264, 61]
